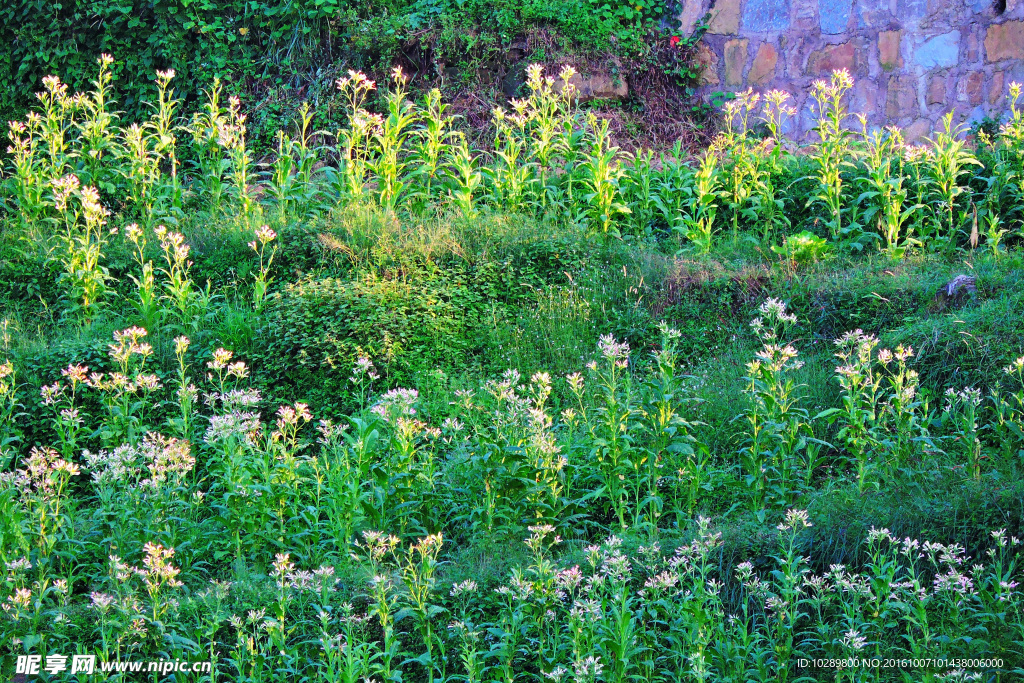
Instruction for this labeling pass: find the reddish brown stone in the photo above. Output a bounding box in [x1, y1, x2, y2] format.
[967, 30, 980, 63]
[697, 43, 720, 86]
[878, 31, 902, 71]
[853, 80, 881, 116]
[985, 21, 1024, 62]
[708, 0, 741, 35]
[886, 74, 918, 120]
[724, 38, 749, 87]
[927, 76, 946, 105]
[990, 71, 1005, 105]
[957, 71, 984, 105]
[807, 42, 858, 76]
[904, 118, 932, 143]
[748, 43, 779, 85]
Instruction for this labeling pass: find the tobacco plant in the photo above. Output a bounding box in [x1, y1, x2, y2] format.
[808, 69, 855, 243]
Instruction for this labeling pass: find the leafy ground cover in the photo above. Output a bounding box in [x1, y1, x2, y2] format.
[0, 58, 1023, 680]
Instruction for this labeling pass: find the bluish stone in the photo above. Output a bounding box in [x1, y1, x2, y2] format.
[968, 106, 987, 125]
[905, 0, 928, 18]
[799, 95, 819, 137]
[820, 0, 851, 35]
[856, 0, 889, 29]
[914, 32, 960, 69]
[742, 0, 790, 33]
[970, 0, 990, 13]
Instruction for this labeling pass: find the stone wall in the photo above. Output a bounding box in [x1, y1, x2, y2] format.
[679, 0, 1024, 139]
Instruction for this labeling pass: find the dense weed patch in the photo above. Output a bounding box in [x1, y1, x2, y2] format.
[1, 59, 1024, 679]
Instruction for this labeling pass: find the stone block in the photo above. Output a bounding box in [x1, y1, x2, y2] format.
[724, 39, 749, 87]
[792, 0, 817, 31]
[798, 95, 818, 137]
[971, 0, 1018, 12]
[914, 32, 960, 69]
[677, 0, 708, 35]
[748, 43, 779, 85]
[905, 0, 928, 19]
[853, 79, 880, 115]
[807, 42, 858, 75]
[707, 0, 741, 35]
[985, 21, 1024, 62]
[566, 72, 629, 101]
[743, 0, 790, 33]
[820, 0, 852, 35]
[990, 71, 1005, 105]
[697, 43, 720, 85]
[967, 30, 980, 63]
[878, 30, 902, 70]
[904, 118, 932, 142]
[886, 74, 919, 120]
[957, 70, 984, 105]
[927, 75, 946, 105]
[857, 0, 891, 29]
[968, 105, 987, 126]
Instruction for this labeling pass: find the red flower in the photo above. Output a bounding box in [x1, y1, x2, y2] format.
[669, 35, 681, 48]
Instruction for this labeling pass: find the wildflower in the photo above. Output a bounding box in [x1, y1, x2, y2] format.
[371, 388, 418, 421]
[765, 595, 788, 613]
[90, 592, 115, 612]
[526, 524, 560, 552]
[139, 433, 194, 487]
[218, 388, 262, 410]
[572, 655, 603, 680]
[349, 356, 379, 382]
[208, 348, 234, 371]
[18, 447, 80, 497]
[760, 297, 796, 324]
[4, 588, 32, 615]
[556, 566, 583, 590]
[777, 509, 813, 532]
[271, 553, 297, 589]
[597, 334, 630, 361]
[109, 555, 133, 582]
[50, 174, 80, 211]
[358, 530, 400, 565]
[174, 335, 190, 356]
[866, 527, 894, 544]
[139, 543, 183, 590]
[450, 580, 478, 597]
[933, 569, 974, 595]
[61, 363, 88, 384]
[227, 361, 248, 379]
[6, 558, 31, 573]
[901, 537, 921, 557]
[276, 402, 313, 428]
[935, 670, 982, 682]
[841, 628, 867, 651]
[544, 667, 569, 682]
[205, 411, 261, 444]
[669, 35, 681, 48]
[40, 383, 64, 405]
[441, 417, 464, 433]
[644, 571, 678, 591]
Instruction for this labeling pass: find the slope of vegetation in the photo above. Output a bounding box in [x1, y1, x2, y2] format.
[1, 59, 1023, 680]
